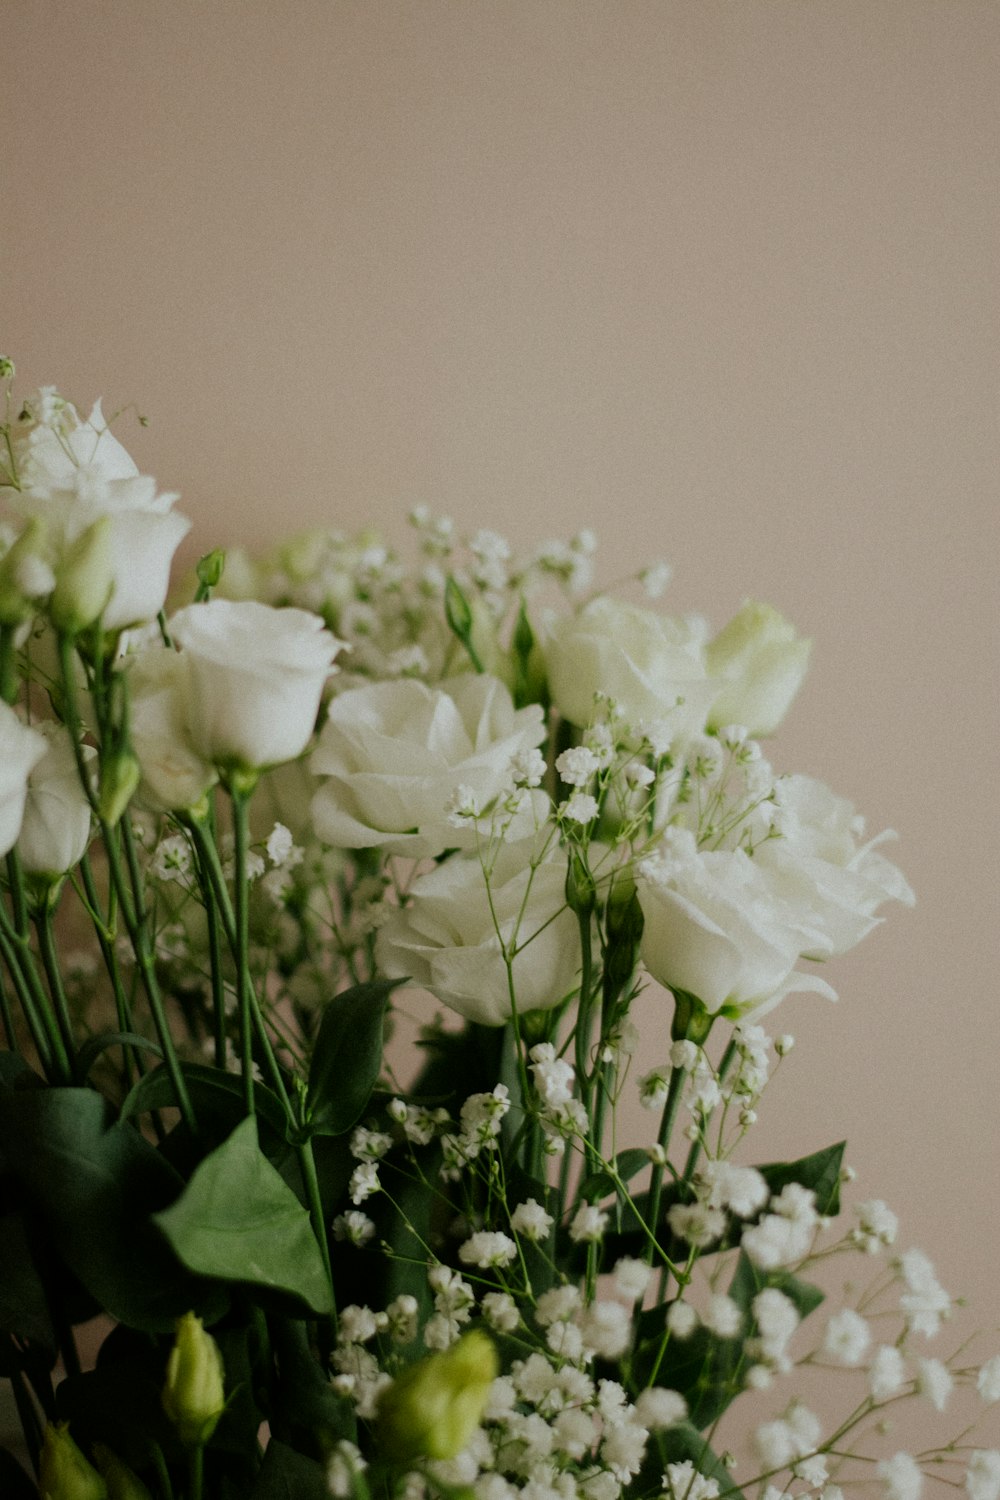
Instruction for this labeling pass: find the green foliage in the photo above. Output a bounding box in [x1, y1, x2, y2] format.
[305, 979, 397, 1137]
[153, 1117, 334, 1315]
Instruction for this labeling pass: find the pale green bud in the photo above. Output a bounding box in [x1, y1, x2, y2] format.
[706, 600, 811, 737]
[0, 519, 54, 625]
[50, 517, 115, 635]
[161, 1312, 226, 1447]
[91, 1445, 153, 1500]
[98, 750, 141, 826]
[39, 1423, 108, 1500]
[376, 1328, 497, 1465]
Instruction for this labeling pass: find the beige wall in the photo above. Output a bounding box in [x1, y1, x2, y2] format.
[5, 0, 998, 1410]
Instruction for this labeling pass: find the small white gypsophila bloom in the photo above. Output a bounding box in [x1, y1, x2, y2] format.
[513, 1350, 563, 1407]
[704, 1295, 742, 1339]
[916, 1357, 953, 1412]
[666, 1300, 699, 1339]
[751, 1287, 800, 1364]
[560, 792, 599, 824]
[639, 1067, 671, 1109]
[348, 1162, 380, 1204]
[511, 1198, 554, 1242]
[795, 1455, 830, 1488]
[384, 1294, 419, 1343]
[481, 1291, 520, 1333]
[966, 1451, 1000, 1500]
[877, 1451, 924, 1500]
[822, 1308, 872, 1366]
[546, 1317, 586, 1363]
[868, 1344, 908, 1400]
[853, 1198, 899, 1254]
[338, 1304, 382, 1345]
[553, 1405, 598, 1460]
[460, 1084, 510, 1136]
[669, 1039, 700, 1071]
[459, 1231, 517, 1269]
[511, 745, 547, 788]
[150, 834, 193, 882]
[612, 1257, 654, 1302]
[696, 1160, 769, 1218]
[325, 1440, 367, 1499]
[445, 783, 483, 826]
[596, 1379, 629, 1422]
[428, 1263, 475, 1313]
[556, 746, 601, 786]
[601, 1418, 649, 1482]
[580, 1470, 621, 1500]
[633, 1387, 687, 1430]
[265, 821, 295, 866]
[349, 1126, 392, 1161]
[774, 1033, 795, 1056]
[625, 759, 655, 789]
[667, 1202, 726, 1249]
[331, 1211, 376, 1247]
[578, 1300, 633, 1361]
[741, 1184, 819, 1270]
[535, 1284, 583, 1328]
[663, 1459, 720, 1500]
[530, 1044, 576, 1107]
[570, 1204, 609, 1243]
[641, 561, 672, 599]
[978, 1356, 1000, 1402]
[897, 1248, 951, 1337]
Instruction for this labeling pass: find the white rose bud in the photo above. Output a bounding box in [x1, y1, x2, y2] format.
[169, 600, 345, 771]
[127, 646, 217, 812]
[706, 600, 811, 737]
[545, 596, 715, 741]
[0, 703, 48, 857]
[376, 843, 579, 1026]
[17, 721, 95, 878]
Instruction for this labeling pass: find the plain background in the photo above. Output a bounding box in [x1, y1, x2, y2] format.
[3, 0, 998, 1474]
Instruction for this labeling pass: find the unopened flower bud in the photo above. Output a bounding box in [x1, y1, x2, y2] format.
[564, 847, 596, 916]
[0, 520, 54, 625]
[50, 517, 115, 634]
[161, 1312, 226, 1447]
[39, 1423, 108, 1500]
[98, 750, 141, 827]
[91, 1445, 153, 1500]
[376, 1327, 497, 1465]
[195, 548, 226, 594]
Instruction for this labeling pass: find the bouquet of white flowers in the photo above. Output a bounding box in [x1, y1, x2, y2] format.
[0, 367, 995, 1500]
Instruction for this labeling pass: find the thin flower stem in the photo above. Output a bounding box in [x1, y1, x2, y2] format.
[0, 909, 67, 1081]
[229, 787, 256, 1117]
[0, 964, 16, 1048]
[643, 1064, 687, 1266]
[189, 1442, 204, 1500]
[296, 1137, 338, 1347]
[34, 900, 80, 1081]
[681, 1038, 737, 1182]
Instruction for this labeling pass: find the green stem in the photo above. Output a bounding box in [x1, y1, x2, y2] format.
[230, 787, 257, 1117]
[34, 900, 79, 1081]
[6, 850, 30, 938]
[681, 1038, 737, 1183]
[0, 915, 66, 1081]
[0, 964, 16, 1049]
[643, 1065, 688, 1265]
[189, 1442, 204, 1500]
[296, 1137, 338, 1349]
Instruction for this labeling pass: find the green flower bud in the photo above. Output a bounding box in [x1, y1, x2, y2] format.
[0, 520, 54, 625]
[195, 548, 226, 599]
[91, 1445, 153, 1500]
[98, 750, 141, 826]
[161, 1312, 226, 1447]
[39, 1423, 108, 1500]
[50, 517, 115, 635]
[376, 1328, 497, 1465]
[564, 847, 596, 917]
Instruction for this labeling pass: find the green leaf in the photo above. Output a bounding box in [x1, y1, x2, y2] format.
[656, 1421, 746, 1499]
[76, 1031, 163, 1080]
[305, 980, 397, 1137]
[631, 1319, 744, 1429]
[249, 1440, 329, 1500]
[0, 1086, 226, 1331]
[576, 1147, 649, 1205]
[728, 1249, 825, 1321]
[153, 1117, 333, 1314]
[120, 1062, 289, 1142]
[0, 1212, 55, 1350]
[757, 1140, 846, 1217]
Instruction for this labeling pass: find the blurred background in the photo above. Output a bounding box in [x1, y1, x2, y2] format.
[4, 0, 998, 1464]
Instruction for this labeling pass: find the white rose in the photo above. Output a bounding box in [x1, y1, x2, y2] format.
[7, 395, 191, 631]
[0, 704, 48, 857]
[637, 828, 836, 1020]
[707, 600, 811, 737]
[168, 600, 345, 771]
[375, 843, 580, 1026]
[544, 596, 716, 742]
[310, 675, 546, 858]
[128, 646, 218, 812]
[17, 721, 95, 877]
[757, 775, 915, 957]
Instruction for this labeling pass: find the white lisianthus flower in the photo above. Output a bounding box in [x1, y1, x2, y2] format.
[17, 722, 95, 877]
[544, 596, 716, 740]
[0, 704, 48, 857]
[758, 775, 915, 957]
[706, 600, 811, 737]
[637, 828, 837, 1019]
[375, 842, 578, 1026]
[7, 393, 191, 631]
[127, 646, 218, 812]
[169, 600, 345, 771]
[310, 675, 545, 858]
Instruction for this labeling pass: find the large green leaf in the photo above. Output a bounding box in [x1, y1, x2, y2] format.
[249, 1440, 329, 1500]
[153, 1117, 333, 1314]
[0, 1212, 55, 1350]
[728, 1249, 825, 1321]
[0, 1086, 225, 1331]
[757, 1140, 846, 1217]
[120, 1062, 289, 1143]
[305, 980, 397, 1137]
